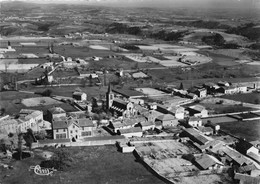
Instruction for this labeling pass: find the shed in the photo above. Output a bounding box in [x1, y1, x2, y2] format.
[195, 154, 224, 170]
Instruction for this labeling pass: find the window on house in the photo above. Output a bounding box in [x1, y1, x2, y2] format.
[63, 129, 66, 132]
[75, 130, 78, 133]
[73, 126, 75, 129]
[56, 130, 58, 132]
[71, 130, 73, 134]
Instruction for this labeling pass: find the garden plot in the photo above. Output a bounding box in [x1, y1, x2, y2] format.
[123, 54, 161, 63]
[89, 45, 110, 50]
[0, 63, 39, 72]
[22, 97, 62, 107]
[20, 53, 39, 58]
[135, 88, 168, 97]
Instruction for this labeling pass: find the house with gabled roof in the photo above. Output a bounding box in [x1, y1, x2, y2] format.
[195, 154, 224, 170]
[18, 109, 44, 132]
[72, 91, 87, 102]
[188, 105, 208, 118]
[52, 117, 94, 140]
[156, 114, 178, 127]
[46, 107, 66, 123]
[236, 140, 259, 155]
[118, 127, 142, 138]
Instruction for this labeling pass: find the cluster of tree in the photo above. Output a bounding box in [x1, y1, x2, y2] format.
[248, 43, 260, 50]
[226, 23, 260, 41]
[151, 30, 188, 41]
[0, 26, 18, 36]
[106, 23, 142, 36]
[201, 33, 225, 46]
[174, 20, 231, 30]
[120, 44, 140, 51]
[35, 89, 53, 97]
[34, 22, 59, 32]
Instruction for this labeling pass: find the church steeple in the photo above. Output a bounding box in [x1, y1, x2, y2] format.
[106, 83, 114, 110]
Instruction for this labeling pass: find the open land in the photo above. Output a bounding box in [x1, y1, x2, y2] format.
[0, 145, 164, 184]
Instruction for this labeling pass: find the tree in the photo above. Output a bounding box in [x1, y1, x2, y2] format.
[18, 133, 23, 160]
[41, 89, 53, 96]
[89, 75, 93, 87]
[0, 108, 5, 116]
[179, 82, 184, 90]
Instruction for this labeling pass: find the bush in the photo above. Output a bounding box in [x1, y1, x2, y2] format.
[41, 89, 53, 97]
[40, 148, 73, 171]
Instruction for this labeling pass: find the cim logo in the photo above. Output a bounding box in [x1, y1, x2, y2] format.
[29, 165, 57, 176]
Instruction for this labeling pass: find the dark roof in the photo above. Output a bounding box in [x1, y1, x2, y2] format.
[112, 88, 144, 98]
[77, 118, 94, 127]
[238, 164, 257, 173]
[236, 140, 255, 154]
[52, 120, 70, 129]
[157, 114, 175, 121]
[195, 154, 223, 170]
[197, 126, 213, 133]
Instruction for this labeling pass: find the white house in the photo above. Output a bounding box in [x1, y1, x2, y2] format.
[188, 117, 202, 127]
[73, 91, 87, 101]
[53, 117, 95, 140]
[188, 105, 208, 118]
[118, 127, 143, 138]
[17, 109, 44, 132]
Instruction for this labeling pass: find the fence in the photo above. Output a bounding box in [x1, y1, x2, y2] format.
[33, 136, 125, 148]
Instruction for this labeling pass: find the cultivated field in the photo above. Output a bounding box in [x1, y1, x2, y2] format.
[221, 92, 260, 104]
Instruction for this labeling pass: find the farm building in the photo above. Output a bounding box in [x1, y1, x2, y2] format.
[118, 127, 143, 138]
[112, 88, 144, 99]
[156, 114, 178, 127]
[197, 126, 214, 135]
[187, 105, 208, 118]
[138, 121, 155, 131]
[236, 140, 259, 155]
[188, 117, 202, 127]
[182, 128, 212, 145]
[195, 154, 224, 170]
[18, 109, 44, 132]
[73, 91, 87, 101]
[0, 118, 19, 134]
[46, 107, 66, 123]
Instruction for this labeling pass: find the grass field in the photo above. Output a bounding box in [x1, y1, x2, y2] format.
[218, 120, 260, 141]
[54, 45, 114, 58]
[0, 145, 165, 184]
[221, 92, 260, 104]
[0, 91, 76, 115]
[31, 86, 109, 100]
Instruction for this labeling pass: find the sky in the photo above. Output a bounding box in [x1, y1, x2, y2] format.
[0, 0, 259, 9]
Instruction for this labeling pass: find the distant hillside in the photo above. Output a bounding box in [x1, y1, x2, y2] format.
[226, 23, 260, 41]
[174, 20, 232, 30]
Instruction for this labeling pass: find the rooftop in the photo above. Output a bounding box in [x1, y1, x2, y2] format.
[112, 88, 144, 98]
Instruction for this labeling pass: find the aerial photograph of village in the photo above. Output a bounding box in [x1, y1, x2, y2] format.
[0, 0, 259, 183]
